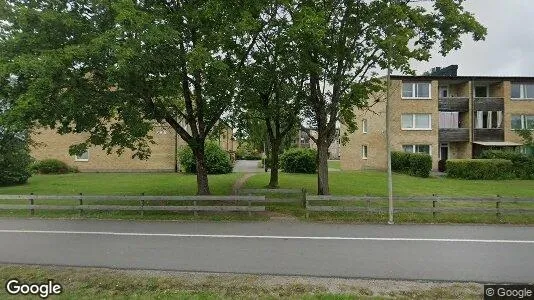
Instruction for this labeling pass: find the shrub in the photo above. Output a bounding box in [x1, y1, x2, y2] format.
[391, 151, 432, 178]
[31, 159, 77, 174]
[446, 159, 515, 180]
[261, 157, 271, 169]
[280, 148, 316, 173]
[479, 150, 534, 179]
[178, 142, 233, 174]
[0, 133, 32, 185]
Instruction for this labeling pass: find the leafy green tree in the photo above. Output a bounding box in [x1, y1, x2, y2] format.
[0, 130, 32, 185]
[516, 129, 534, 155]
[236, 1, 304, 188]
[289, 0, 486, 194]
[0, 0, 269, 194]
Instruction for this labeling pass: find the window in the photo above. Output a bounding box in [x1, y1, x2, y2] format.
[475, 111, 502, 129]
[511, 83, 534, 99]
[401, 114, 432, 130]
[362, 145, 368, 159]
[362, 119, 368, 133]
[75, 151, 89, 162]
[511, 115, 534, 130]
[474, 86, 488, 98]
[402, 145, 431, 155]
[402, 82, 431, 99]
[439, 112, 459, 129]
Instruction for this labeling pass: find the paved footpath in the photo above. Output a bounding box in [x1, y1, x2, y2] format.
[0, 219, 533, 283]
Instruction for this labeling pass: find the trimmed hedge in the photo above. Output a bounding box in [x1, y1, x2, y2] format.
[479, 150, 534, 179]
[280, 148, 316, 174]
[31, 159, 78, 174]
[391, 151, 432, 178]
[446, 159, 515, 180]
[178, 142, 233, 174]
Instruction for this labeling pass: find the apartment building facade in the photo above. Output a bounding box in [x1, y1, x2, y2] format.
[295, 128, 341, 160]
[340, 74, 534, 171]
[31, 122, 237, 172]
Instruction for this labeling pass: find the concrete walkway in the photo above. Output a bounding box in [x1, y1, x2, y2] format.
[233, 160, 264, 173]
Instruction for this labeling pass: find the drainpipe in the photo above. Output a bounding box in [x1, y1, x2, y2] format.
[174, 132, 178, 173]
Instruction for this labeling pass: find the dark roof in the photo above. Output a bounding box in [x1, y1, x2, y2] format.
[390, 75, 534, 82]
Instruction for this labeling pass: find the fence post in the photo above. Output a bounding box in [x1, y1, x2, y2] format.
[248, 197, 252, 217]
[301, 188, 307, 208]
[432, 194, 438, 219]
[366, 195, 371, 214]
[496, 195, 501, 218]
[140, 193, 145, 217]
[29, 192, 34, 216]
[78, 193, 83, 216]
[194, 199, 198, 217]
[305, 191, 309, 219]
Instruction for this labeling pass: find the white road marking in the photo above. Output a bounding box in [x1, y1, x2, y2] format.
[0, 229, 533, 244]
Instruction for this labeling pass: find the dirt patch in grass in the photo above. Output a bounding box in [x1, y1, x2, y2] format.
[0, 264, 482, 299]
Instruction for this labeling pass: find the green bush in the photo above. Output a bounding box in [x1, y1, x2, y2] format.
[280, 148, 316, 173]
[446, 159, 515, 180]
[178, 142, 233, 174]
[479, 150, 534, 179]
[0, 133, 32, 185]
[31, 159, 78, 174]
[391, 151, 432, 178]
[261, 157, 271, 169]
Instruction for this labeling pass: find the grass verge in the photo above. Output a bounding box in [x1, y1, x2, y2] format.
[0, 265, 482, 299]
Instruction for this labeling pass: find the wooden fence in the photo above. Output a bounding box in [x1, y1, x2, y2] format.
[238, 188, 306, 205]
[0, 194, 266, 216]
[305, 195, 534, 218]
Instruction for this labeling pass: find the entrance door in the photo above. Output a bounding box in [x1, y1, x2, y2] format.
[440, 143, 449, 160]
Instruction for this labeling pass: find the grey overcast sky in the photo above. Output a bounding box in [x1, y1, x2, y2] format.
[408, 0, 534, 76]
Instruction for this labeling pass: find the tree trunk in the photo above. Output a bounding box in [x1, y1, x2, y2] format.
[316, 141, 330, 195]
[268, 141, 280, 188]
[193, 144, 210, 195]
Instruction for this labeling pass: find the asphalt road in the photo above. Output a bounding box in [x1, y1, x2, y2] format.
[0, 219, 533, 283]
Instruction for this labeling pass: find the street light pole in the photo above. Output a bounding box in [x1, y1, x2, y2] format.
[386, 48, 394, 225]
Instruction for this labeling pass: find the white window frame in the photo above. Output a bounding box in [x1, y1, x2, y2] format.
[362, 119, 368, 134]
[74, 151, 89, 162]
[401, 114, 432, 130]
[362, 145, 368, 159]
[402, 82, 432, 99]
[512, 115, 534, 130]
[511, 83, 534, 100]
[403, 145, 432, 156]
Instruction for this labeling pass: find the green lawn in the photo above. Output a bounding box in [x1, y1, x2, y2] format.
[245, 170, 534, 197]
[0, 172, 241, 195]
[328, 160, 340, 170]
[0, 265, 481, 299]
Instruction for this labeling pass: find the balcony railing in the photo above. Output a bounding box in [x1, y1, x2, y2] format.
[439, 128, 470, 142]
[473, 128, 504, 142]
[438, 97, 469, 112]
[473, 97, 504, 111]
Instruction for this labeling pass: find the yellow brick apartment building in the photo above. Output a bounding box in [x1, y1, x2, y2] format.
[341, 72, 534, 171]
[31, 122, 237, 172]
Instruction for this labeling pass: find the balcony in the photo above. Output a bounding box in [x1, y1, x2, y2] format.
[438, 97, 469, 112]
[473, 128, 504, 142]
[473, 97, 504, 111]
[439, 128, 470, 142]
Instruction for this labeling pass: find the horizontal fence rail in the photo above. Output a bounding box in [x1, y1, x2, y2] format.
[305, 195, 534, 219]
[238, 188, 306, 206]
[0, 194, 266, 216]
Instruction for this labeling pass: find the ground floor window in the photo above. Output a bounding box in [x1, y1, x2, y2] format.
[362, 145, 368, 159]
[75, 151, 89, 162]
[402, 144, 431, 155]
